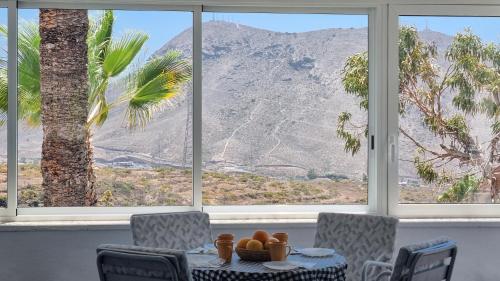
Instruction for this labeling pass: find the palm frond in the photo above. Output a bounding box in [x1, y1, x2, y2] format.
[0, 59, 41, 127]
[87, 11, 115, 127]
[18, 21, 40, 50]
[0, 23, 41, 127]
[87, 14, 150, 128]
[87, 11, 113, 111]
[18, 22, 40, 97]
[17, 22, 41, 126]
[135, 50, 191, 89]
[88, 10, 114, 63]
[102, 32, 148, 77]
[18, 86, 41, 126]
[0, 68, 7, 120]
[87, 73, 110, 127]
[122, 51, 192, 129]
[87, 98, 109, 127]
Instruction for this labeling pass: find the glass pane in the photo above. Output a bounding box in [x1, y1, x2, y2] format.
[0, 8, 7, 208]
[17, 9, 193, 207]
[202, 13, 369, 205]
[398, 16, 500, 204]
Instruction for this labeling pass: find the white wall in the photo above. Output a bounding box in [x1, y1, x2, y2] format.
[0, 221, 498, 281]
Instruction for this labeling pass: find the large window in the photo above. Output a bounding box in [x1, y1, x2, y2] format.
[201, 12, 369, 206]
[16, 9, 194, 208]
[1, 2, 499, 219]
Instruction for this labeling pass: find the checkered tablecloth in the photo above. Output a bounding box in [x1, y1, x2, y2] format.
[190, 252, 347, 281]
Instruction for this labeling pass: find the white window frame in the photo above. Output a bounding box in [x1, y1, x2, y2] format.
[0, 0, 18, 219]
[2, 1, 203, 221]
[200, 4, 384, 219]
[1, 0, 382, 221]
[387, 4, 500, 218]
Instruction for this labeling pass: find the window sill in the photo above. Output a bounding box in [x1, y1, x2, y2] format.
[0, 218, 317, 232]
[0, 220, 131, 232]
[2, 218, 500, 232]
[398, 218, 500, 228]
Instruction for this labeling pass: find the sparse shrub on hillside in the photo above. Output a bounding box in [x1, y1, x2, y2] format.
[181, 169, 192, 176]
[154, 167, 175, 174]
[19, 188, 42, 207]
[438, 175, 479, 203]
[16, 165, 369, 207]
[0, 194, 6, 208]
[112, 181, 134, 194]
[324, 173, 349, 181]
[0, 164, 7, 174]
[307, 169, 318, 180]
[269, 181, 285, 189]
[99, 190, 114, 206]
[362, 173, 368, 183]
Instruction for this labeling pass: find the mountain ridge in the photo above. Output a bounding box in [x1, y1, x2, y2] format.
[2, 21, 464, 182]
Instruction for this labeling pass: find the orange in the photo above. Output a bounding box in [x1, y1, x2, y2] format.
[246, 239, 264, 251]
[237, 237, 252, 249]
[264, 237, 280, 250]
[252, 230, 270, 244]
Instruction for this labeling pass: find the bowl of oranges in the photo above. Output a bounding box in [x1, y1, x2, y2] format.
[235, 230, 286, 262]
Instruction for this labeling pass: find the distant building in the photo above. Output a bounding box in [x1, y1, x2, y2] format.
[112, 161, 135, 168]
[399, 176, 420, 187]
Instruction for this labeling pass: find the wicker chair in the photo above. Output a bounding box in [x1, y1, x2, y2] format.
[314, 212, 399, 281]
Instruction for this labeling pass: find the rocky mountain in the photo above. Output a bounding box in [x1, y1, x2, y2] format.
[4, 21, 485, 182]
[158, 21, 371, 179]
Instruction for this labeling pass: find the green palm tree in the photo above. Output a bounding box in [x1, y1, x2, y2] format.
[1, 10, 192, 128]
[0, 10, 192, 206]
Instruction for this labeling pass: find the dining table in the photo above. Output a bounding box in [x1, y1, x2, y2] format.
[187, 249, 347, 281]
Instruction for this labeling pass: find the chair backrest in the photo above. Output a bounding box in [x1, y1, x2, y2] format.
[390, 238, 457, 281]
[314, 212, 399, 281]
[130, 212, 212, 250]
[96, 244, 192, 281]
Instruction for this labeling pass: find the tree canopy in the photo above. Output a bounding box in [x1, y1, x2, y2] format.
[338, 26, 500, 203]
[0, 10, 192, 130]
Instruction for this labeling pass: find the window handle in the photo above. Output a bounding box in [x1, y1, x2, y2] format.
[389, 135, 396, 163]
[391, 143, 395, 162]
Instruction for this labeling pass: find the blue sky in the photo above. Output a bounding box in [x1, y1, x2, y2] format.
[11, 10, 370, 58]
[400, 16, 500, 43]
[1, 9, 498, 58]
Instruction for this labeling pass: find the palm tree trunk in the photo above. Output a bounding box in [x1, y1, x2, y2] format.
[39, 9, 96, 206]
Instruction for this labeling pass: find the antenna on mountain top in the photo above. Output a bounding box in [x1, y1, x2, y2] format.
[425, 20, 430, 31]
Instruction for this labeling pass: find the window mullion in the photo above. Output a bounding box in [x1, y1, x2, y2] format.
[6, 0, 18, 217]
[368, 4, 389, 215]
[192, 5, 203, 211]
[387, 5, 400, 217]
